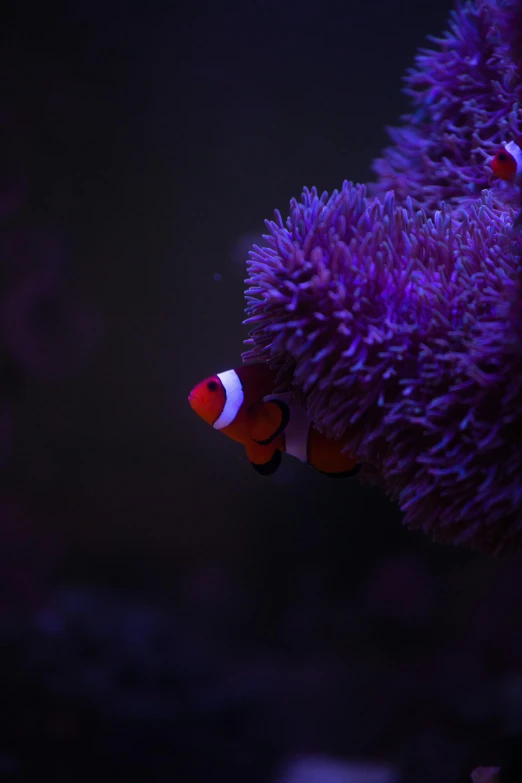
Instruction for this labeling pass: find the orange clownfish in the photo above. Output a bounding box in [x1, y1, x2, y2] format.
[490, 139, 522, 184]
[188, 363, 361, 478]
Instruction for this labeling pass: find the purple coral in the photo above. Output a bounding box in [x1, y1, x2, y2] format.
[243, 180, 522, 554]
[370, 0, 522, 211]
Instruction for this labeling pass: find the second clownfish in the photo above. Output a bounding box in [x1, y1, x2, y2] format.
[490, 138, 522, 184]
[188, 363, 361, 478]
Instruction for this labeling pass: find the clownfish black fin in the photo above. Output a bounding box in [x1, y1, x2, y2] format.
[316, 463, 362, 479]
[250, 448, 282, 476]
[248, 399, 290, 446]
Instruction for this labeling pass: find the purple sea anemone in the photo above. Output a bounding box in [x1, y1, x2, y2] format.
[243, 183, 522, 554]
[370, 0, 522, 211]
[242, 0, 522, 555]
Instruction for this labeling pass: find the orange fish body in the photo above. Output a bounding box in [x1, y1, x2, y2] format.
[188, 363, 360, 477]
[491, 139, 522, 183]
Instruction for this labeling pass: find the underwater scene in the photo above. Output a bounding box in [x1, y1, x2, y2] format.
[2, 0, 522, 781]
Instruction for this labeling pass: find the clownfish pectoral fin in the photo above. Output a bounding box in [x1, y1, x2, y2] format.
[250, 449, 282, 475]
[244, 441, 282, 476]
[247, 399, 290, 446]
[316, 463, 362, 479]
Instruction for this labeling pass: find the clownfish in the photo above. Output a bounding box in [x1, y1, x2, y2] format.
[188, 363, 361, 478]
[490, 139, 522, 184]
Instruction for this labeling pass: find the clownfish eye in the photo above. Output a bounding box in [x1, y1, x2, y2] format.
[207, 380, 219, 391]
[497, 152, 508, 161]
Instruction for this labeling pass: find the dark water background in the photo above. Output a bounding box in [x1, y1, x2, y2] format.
[1, 1, 521, 781]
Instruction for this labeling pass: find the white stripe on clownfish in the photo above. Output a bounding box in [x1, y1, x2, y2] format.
[505, 140, 522, 175]
[213, 369, 244, 430]
[263, 393, 310, 462]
